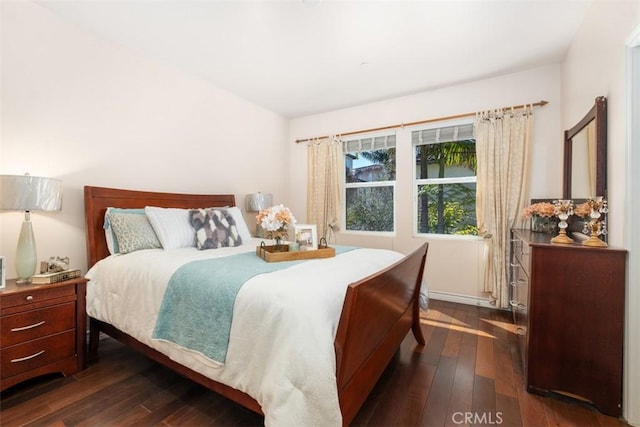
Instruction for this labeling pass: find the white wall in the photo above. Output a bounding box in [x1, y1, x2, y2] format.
[562, 1, 640, 424]
[289, 64, 563, 305]
[0, 2, 290, 278]
[562, 0, 638, 248]
[628, 35, 640, 427]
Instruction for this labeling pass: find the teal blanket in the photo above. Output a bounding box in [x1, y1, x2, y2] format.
[152, 246, 355, 364]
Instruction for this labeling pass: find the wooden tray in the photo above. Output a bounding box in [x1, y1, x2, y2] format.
[256, 243, 335, 262]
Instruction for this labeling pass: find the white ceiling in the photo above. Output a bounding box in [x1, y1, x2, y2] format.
[36, 0, 592, 118]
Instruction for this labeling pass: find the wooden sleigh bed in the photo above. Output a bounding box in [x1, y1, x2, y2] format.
[84, 185, 428, 426]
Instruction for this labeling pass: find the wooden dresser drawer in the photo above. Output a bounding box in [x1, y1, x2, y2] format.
[1, 285, 76, 314]
[513, 240, 530, 276]
[510, 228, 627, 417]
[0, 277, 87, 391]
[1, 330, 76, 379]
[510, 264, 528, 324]
[1, 302, 76, 347]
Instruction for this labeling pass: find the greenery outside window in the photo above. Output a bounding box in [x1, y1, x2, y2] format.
[344, 134, 396, 232]
[413, 122, 477, 236]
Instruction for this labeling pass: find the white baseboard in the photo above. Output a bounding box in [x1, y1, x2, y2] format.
[427, 290, 504, 310]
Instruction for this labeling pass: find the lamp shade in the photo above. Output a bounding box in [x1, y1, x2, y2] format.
[1, 174, 63, 283]
[246, 192, 272, 212]
[0, 174, 62, 212]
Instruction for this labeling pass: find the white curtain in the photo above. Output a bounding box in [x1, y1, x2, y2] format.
[307, 137, 343, 243]
[475, 107, 533, 308]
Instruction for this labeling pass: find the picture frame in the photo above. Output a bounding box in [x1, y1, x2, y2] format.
[294, 224, 318, 251]
[0, 255, 5, 289]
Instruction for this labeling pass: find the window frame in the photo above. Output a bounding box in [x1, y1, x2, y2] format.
[342, 132, 397, 235]
[343, 180, 396, 236]
[412, 119, 480, 239]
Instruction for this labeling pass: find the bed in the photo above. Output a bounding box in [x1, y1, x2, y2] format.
[83, 185, 428, 426]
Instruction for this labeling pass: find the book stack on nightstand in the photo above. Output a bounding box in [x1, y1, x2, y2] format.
[30, 269, 82, 284]
[0, 276, 87, 391]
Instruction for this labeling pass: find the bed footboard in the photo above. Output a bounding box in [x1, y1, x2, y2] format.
[334, 242, 428, 425]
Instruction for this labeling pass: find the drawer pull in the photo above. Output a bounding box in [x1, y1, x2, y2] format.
[25, 295, 34, 302]
[509, 300, 526, 309]
[11, 350, 45, 363]
[11, 320, 46, 332]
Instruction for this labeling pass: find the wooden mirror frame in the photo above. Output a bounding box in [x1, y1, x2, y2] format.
[562, 96, 607, 199]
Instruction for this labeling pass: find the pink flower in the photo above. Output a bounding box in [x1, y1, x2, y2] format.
[521, 202, 555, 218]
[256, 204, 296, 232]
[573, 202, 591, 218]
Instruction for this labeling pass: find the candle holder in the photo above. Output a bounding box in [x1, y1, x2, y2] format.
[550, 199, 574, 244]
[581, 197, 608, 247]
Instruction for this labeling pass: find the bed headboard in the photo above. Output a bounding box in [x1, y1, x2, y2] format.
[84, 186, 236, 268]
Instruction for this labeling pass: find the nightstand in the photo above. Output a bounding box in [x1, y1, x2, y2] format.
[0, 276, 87, 391]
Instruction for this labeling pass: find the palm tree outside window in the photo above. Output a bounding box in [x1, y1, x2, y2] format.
[413, 121, 477, 236]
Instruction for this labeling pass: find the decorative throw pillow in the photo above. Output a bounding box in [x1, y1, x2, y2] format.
[103, 207, 146, 254]
[225, 206, 254, 242]
[107, 212, 161, 254]
[189, 208, 243, 250]
[145, 206, 196, 249]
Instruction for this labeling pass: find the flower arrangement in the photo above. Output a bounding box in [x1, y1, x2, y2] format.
[256, 204, 296, 240]
[522, 202, 558, 233]
[574, 198, 607, 219]
[573, 201, 592, 218]
[521, 202, 555, 219]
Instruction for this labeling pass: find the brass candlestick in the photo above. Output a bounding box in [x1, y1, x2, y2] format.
[581, 197, 608, 247]
[550, 199, 574, 244]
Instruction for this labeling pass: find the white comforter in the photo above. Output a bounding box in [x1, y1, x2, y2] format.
[85, 239, 403, 426]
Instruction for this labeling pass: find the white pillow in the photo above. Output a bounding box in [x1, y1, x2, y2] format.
[145, 206, 196, 249]
[225, 206, 254, 243]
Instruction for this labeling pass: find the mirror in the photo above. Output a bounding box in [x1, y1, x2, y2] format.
[563, 96, 607, 199]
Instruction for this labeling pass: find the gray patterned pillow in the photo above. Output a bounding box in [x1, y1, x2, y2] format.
[108, 212, 162, 254]
[189, 208, 243, 250]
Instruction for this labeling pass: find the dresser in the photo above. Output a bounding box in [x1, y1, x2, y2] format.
[510, 229, 626, 417]
[0, 277, 87, 391]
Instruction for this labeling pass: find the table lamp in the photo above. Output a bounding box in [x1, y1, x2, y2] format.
[246, 192, 272, 237]
[0, 174, 62, 284]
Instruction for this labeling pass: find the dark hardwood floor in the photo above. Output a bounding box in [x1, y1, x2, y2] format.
[0, 299, 630, 426]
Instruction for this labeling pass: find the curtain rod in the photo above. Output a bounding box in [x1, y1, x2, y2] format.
[294, 100, 548, 144]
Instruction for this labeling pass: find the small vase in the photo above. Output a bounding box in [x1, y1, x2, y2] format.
[269, 229, 288, 252]
[531, 215, 557, 233]
[274, 236, 283, 252]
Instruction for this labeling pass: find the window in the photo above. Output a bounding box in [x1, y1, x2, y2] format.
[413, 122, 477, 236]
[344, 134, 396, 232]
